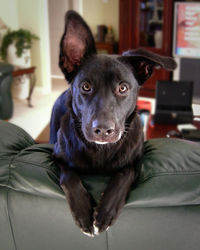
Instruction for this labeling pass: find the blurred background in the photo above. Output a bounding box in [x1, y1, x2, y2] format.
[0, 0, 199, 141]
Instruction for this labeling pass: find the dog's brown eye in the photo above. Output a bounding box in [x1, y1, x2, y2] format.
[117, 83, 129, 95]
[81, 82, 92, 93]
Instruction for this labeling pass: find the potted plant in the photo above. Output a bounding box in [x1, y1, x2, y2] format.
[0, 28, 39, 66]
[0, 29, 39, 100]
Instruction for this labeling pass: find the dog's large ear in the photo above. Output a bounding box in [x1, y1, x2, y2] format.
[119, 49, 177, 85]
[59, 10, 96, 82]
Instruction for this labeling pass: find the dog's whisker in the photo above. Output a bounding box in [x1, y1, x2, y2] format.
[124, 126, 134, 130]
[125, 128, 134, 131]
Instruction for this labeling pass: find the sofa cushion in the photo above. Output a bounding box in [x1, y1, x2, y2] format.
[0, 121, 200, 207]
[1, 121, 200, 250]
[127, 138, 200, 207]
[0, 121, 61, 199]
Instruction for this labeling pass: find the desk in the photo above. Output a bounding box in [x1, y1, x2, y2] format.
[12, 66, 36, 107]
[36, 116, 200, 144]
[147, 115, 200, 140]
[95, 42, 114, 54]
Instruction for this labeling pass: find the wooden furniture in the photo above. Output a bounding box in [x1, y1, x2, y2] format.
[147, 115, 200, 140]
[95, 42, 114, 54]
[12, 66, 36, 107]
[36, 116, 200, 144]
[119, 0, 174, 97]
[36, 124, 50, 144]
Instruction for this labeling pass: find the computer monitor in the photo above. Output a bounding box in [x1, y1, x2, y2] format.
[173, 2, 200, 104]
[173, 2, 200, 58]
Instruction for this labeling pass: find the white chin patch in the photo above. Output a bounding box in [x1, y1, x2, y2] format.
[94, 132, 122, 145]
[94, 141, 109, 145]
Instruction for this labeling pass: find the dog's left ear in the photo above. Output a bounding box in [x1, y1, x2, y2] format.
[118, 49, 177, 85]
[59, 10, 96, 82]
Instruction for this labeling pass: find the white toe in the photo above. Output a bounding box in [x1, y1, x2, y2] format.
[93, 224, 99, 235]
[82, 231, 94, 237]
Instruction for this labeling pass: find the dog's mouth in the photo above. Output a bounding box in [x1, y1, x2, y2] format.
[95, 141, 109, 145]
[83, 127, 123, 145]
[94, 132, 122, 144]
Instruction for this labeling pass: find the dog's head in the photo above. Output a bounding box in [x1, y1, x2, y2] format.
[59, 10, 176, 145]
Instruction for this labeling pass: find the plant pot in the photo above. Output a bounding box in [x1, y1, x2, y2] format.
[7, 43, 31, 68]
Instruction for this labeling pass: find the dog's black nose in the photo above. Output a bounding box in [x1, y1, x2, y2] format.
[92, 120, 115, 137]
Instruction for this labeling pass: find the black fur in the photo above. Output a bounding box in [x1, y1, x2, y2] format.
[50, 10, 176, 236]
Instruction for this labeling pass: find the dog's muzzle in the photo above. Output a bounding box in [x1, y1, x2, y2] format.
[85, 119, 122, 144]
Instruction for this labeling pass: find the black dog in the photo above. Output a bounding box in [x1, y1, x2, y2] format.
[50, 10, 176, 236]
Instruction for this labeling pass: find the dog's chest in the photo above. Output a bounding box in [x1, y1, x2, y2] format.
[70, 145, 118, 174]
[68, 138, 139, 175]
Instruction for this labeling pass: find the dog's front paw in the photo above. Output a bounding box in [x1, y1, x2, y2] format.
[93, 193, 125, 234]
[93, 215, 111, 235]
[93, 206, 115, 235]
[77, 213, 94, 237]
[73, 194, 95, 236]
[64, 185, 95, 237]
[73, 202, 94, 236]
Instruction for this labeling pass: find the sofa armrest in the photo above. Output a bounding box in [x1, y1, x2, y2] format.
[0, 121, 200, 250]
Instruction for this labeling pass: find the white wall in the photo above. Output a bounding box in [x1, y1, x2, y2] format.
[0, 0, 119, 89]
[0, 0, 51, 91]
[17, 0, 51, 91]
[0, 0, 19, 29]
[82, 0, 119, 41]
[48, 0, 72, 78]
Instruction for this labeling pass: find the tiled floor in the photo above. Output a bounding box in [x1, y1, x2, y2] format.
[9, 78, 68, 140]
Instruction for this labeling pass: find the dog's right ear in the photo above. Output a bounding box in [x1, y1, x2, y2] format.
[59, 10, 96, 82]
[119, 49, 177, 85]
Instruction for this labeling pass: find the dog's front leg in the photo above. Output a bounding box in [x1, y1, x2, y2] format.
[93, 167, 135, 234]
[59, 164, 95, 236]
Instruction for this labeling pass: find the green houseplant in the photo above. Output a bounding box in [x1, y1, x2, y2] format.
[0, 29, 39, 61]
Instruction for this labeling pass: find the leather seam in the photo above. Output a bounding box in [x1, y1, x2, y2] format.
[11, 159, 55, 169]
[2, 185, 64, 200]
[139, 171, 200, 184]
[106, 230, 109, 250]
[6, 156, 18, 250]
[7, 156, 14, 185]
[14, 126, 35, 146]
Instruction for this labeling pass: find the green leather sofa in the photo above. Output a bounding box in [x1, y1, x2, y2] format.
[0, 121, 200, 250]
[0, 63, 13, 120]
